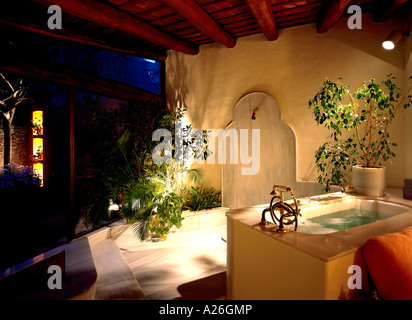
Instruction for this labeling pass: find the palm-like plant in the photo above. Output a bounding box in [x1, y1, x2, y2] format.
[101, 107, 205, 240]
[121, 161, 202, 240]
[0, 73, 29, 167]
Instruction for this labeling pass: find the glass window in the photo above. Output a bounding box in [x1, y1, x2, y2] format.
[73, 90, 125, 236]
[10, 33, 162, 95]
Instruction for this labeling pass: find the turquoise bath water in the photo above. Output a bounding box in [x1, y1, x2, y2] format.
[298, 209, 393, 234]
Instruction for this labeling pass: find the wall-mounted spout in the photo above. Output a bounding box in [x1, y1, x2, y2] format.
[251, 108, 259, 120]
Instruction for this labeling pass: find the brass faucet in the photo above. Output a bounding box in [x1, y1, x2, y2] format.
[260, 184, 301, 232]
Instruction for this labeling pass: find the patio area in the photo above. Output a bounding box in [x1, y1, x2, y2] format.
[1, 0, 412, 301]
[114, 224, 227, 300]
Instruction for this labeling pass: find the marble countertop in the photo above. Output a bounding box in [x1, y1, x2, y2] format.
[226, 188, 412, 262]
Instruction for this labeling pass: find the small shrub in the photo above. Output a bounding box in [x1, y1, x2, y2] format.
[183, 186, 222, 211]
[0, 163, 41, 191]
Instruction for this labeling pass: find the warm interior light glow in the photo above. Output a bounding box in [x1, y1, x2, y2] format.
[33, 138, 43, 156]
[32, 110, 43, 135]
[33, 137, 44, 185]
[33, 162, 43, 182]
[382, 41, 395, 50]
[382, 30, 402, 50]
[32, 110, 44, 186]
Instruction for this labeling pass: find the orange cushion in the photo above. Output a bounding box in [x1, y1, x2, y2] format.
[362, 226, 412, 300]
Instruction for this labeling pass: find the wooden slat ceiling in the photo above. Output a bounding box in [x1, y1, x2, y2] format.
[1, 0, 410, 60]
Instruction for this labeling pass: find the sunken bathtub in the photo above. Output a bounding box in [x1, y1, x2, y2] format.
[225, 188, 412, 300]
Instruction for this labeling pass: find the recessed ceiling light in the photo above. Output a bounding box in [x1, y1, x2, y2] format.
[382, 30, 403, 50]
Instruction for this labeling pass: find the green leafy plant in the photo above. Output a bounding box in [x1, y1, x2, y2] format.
[120, 160, 203, 240]
[74, 99, 169, 229]
[308, 75, 412, 192]
[183, 186, 222, 212]
[113, 108, 209, 240]
[78, 101, 213, 238]
[121, 162, 188, 240]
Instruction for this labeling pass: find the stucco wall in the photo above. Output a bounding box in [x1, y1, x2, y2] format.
[166, 12, 410, 191]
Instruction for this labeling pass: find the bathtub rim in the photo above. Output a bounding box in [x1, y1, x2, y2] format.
[295, 196, 411, 235]
[226, 188, 412, 262]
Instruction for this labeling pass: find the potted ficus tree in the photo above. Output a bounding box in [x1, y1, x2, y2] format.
[308, 74, 412, 196]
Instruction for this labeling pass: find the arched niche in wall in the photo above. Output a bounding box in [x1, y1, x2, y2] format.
[221, 92, 327, 209]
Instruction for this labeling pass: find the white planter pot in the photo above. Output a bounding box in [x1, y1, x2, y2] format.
[352, 165, 386, 197]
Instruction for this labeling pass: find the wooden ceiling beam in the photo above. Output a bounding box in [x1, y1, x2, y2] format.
[373, 0, 409, 23]
[0, 49, 165, 104]
[317, 0, 350, 34]
[161, 0, 236, 48]
[245, 0, 278, 41]
[33, 0, 198, 55]
[0, 12, 167, 61]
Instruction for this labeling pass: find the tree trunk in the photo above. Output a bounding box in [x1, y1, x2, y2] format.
[3, 117, 12, 167]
